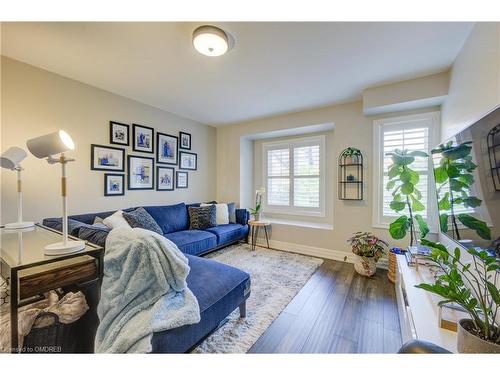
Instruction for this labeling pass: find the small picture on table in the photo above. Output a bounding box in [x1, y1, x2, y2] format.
[157, 166, 174, 191]
[104, 174, 125, 196]
[179, 132, 191, 150]
[91, 144, 125, 171]
[179, 151, 197, 170]
[128, 155, 154, 190]
[156, 133, 178, 165]
[176, 171, 188, 188]
[132, 124, 154, 153]
[109, 121, 129, 146]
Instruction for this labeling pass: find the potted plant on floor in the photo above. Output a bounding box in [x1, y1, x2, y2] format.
[416, 239, 500, 353]
[249, 187, 265, 221]
[348, 232, 389, 276]
[385, 149, 429, 246]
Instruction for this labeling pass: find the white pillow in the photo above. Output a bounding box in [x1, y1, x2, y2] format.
[103, 210, 132, 229]
[201, 203, 229, 225]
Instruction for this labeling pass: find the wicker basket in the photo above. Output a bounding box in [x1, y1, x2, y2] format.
[388, 251, 397, 283]
[23, 311, 78, 353]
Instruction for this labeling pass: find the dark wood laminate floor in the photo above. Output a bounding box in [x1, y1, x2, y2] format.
[248, 259, 402, 353]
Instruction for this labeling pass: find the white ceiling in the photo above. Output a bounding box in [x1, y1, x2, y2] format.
[1, 22, 473, 126]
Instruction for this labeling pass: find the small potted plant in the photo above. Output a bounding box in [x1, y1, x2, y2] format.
[417, 239, 500, 353]
[348, 232, 388, 276]
[249, 187, 265, 221]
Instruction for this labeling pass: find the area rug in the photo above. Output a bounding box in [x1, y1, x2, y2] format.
[192, 243, 323, 353]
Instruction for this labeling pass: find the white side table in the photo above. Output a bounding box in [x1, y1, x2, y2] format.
[248, 220, 271, 251]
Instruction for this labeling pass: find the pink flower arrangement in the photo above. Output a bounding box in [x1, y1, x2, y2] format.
[348, 231, 388, 260]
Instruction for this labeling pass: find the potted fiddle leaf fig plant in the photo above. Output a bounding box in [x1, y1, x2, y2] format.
[347, 232, 388, 276]
[416, 239, 500, 353]
[432, 140, 491, 241]
[385, 149, 429, 246]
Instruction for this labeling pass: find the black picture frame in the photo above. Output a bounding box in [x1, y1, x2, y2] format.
[132, 123, 154, 153]
[176, 171, 188, 188]
[179, 131, 192, 150]
[104, 173, 125, 196]
[109, 121, 130, 146]
[127, 155, 155, 190]
[156, 166, 175, 191]
[179, 151, 198, 170]
[90, 144, 125, 172]
[156, 132, 179, 165]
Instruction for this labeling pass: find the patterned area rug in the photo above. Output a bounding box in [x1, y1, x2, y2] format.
[193, 243, 323, 353]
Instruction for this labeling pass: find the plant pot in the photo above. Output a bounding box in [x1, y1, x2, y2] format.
[353, 255, 377, 276]
[457, 319, 500, 353]
[253, 213, 261, 221]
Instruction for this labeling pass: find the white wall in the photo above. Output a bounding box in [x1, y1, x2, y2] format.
[441, 23, 500, 141]
[1, 57, 217, 223]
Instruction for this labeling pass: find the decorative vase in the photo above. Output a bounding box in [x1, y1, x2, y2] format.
[353, 255, 377, 276]
[457, 319, 500, 353]
[253, 213, 261, 221]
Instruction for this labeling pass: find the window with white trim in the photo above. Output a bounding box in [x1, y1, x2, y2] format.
[263, 135, 325, 216]
[373, 112, 439, 228]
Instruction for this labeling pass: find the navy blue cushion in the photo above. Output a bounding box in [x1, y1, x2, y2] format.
[78, 225, 111, 248]
[42, 218, 95, 236]
[151, 254, 250, 353]
[227, 202, 236, 223]
[143, 203, 189, 234]
[164, 230, 217, 256]
[235, 209, 249, 225]
[205, 224, 248, 246]
[122, 207, 163, 235]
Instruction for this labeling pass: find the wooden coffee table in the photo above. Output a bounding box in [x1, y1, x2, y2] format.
[248, 220, 271, 251]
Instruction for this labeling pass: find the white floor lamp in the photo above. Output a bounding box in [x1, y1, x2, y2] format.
[0, 147, 35, 229]
[27, 130, 85, 255]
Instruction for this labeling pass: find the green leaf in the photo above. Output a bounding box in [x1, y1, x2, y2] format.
[438, 192, 451, 211]
[413, 187, 422, 200]
[388, 165, 400, 179]
[446, 164, 460, 178]
[389, 201, 406, 212]
[457, 214, 491, 240]
[458, 174, 474, 186]
[439, 213, 449, 232]
[411, 195, 425, 212]
[386, 180, 396, 190]
[415, 214, 429, 238]
[393, 193, 403, 202]
[442, 143, 472, 160]
[463, 197, 482, 208]
[401, 182, 414, 195]
[486, 281, 500, 304]
[407, 150, 428, 158]
[392, 153, 415, 166]
[434, 166, 448, 184]
[389, 215, 410, 240]
[450, 178, 467, 192]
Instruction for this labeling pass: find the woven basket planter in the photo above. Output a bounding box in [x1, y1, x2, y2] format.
[388, 251, 397, 283]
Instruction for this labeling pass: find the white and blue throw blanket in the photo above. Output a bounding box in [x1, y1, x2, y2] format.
[95, 227, 200, 353]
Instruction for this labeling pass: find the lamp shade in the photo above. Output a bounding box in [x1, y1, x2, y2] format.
[26, 130, 75, 158]
[0, 146, 27, 169]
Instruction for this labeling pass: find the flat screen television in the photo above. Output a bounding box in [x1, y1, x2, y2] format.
[432, 106, 500, 258]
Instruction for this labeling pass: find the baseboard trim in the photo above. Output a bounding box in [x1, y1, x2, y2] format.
[254, 238, 388, 270]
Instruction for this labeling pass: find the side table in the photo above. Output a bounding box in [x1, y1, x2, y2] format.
[248, 220, 271, 251]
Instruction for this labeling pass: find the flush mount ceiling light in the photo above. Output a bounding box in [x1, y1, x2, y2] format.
[192, 25, 229, 57]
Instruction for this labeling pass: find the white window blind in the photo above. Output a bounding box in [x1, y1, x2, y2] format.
[373, 112, 440, 228]
[263, 136, 325, 216]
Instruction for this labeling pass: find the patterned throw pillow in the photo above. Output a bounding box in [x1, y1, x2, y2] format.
[122, 207, 163, 235]
[188, 205, 217, 230]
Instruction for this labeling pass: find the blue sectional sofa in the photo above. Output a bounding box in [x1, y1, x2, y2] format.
[43, 201, 251, 353]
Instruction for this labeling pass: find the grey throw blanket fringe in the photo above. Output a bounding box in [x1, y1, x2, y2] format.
[95, 228, 200, 353]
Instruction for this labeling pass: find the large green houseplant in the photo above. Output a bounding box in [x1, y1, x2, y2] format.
[432, 140, 491, 241]
[385, 149, 429, 246]
[416, 239, 500, 353]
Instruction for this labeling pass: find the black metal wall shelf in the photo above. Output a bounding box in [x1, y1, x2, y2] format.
[338, 147, 364, 201]
[487, 123, 500, 191]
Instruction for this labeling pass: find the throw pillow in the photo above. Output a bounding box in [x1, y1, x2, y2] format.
[103, 210, 132, 229]
[201, 203, 229, 225]
[122, 207, 163, 235]
[227, 202, 236, 223]
[188, 205, 217, 230]
[78, 225, 111, 248]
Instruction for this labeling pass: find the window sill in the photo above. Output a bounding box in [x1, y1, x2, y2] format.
[266, 218, 333, 230]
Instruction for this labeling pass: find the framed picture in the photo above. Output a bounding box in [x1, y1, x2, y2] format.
[132, 123, 154, 153]
[91, 144, 125, 171]
[109, 121, 129, 146]
[104, 173, 125, 196]
[156, 166, 175, 191]
[179, 132, 192, 150]
[128, 155, 154, 190]
[176, 171, 188, 188]
[179, 151, 197, 170]
[156, 132, 178, 165]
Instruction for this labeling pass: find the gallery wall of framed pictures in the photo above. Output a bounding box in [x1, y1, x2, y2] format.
[90, 120, 198, 196]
